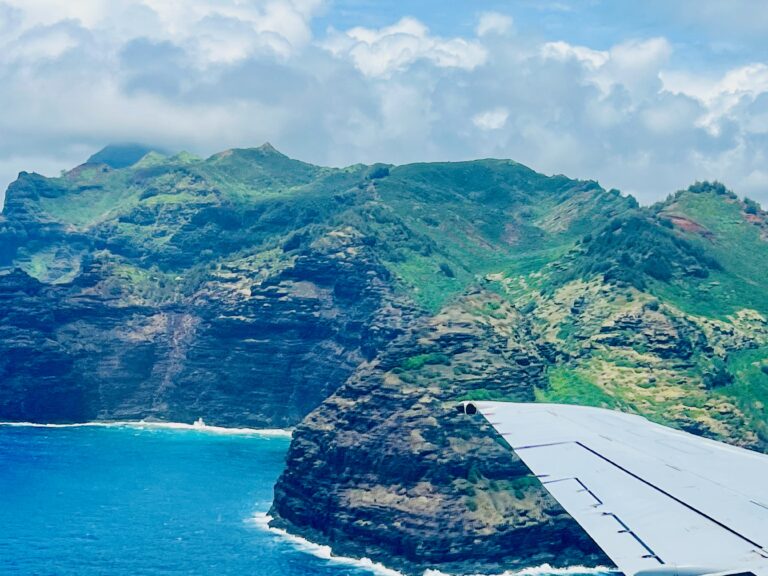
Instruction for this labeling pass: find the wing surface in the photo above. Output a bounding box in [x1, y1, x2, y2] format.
[472, 402, 768, 576]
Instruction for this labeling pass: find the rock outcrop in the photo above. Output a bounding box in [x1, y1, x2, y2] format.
[271, 292, 610, 574]
[0, 243, 409, 426]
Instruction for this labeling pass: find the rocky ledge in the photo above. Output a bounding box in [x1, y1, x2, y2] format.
[0, 240, 411, 427]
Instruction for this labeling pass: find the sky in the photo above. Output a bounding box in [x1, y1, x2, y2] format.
[1, 1, 768, 206]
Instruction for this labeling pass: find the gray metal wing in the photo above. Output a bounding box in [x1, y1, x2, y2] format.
[467, 401, 768, 576]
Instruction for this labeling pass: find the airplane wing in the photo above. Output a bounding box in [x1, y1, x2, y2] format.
[465, 401, 768, 576]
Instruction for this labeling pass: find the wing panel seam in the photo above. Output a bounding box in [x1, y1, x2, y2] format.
[510, 438, 766, 551]
[573, 440, 766, 552]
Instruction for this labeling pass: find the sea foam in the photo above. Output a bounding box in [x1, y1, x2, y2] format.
[250, 513, 405, 576]
[423, 565, 616, 576]
[0, 420, 293, 437]
[250, 513, 615, 576]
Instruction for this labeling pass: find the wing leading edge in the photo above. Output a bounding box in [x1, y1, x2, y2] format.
[466, 401, 768, 576]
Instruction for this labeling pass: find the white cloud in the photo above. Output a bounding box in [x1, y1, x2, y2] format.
[0, 0, 323, 63]
[473, 107, 509, 131]
[0, 0, 109, 28]
[2, 24, 80, 62]
[323, 17, 486, 77]
[542, 38, 672, 97]
[601, 37, 672, 95]
[541, 41, 608, 69]
[476, 12, 513, 37]
[663, 63, 768, 135]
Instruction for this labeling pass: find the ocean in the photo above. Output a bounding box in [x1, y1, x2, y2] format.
[0, 423, 610, 576]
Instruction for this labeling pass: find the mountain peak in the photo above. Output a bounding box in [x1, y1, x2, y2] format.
[257, 142, 279, 154]
[87, 143, 164, 169]
[208, 143, 287, 163]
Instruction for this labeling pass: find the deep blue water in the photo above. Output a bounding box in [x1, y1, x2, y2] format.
[0, 425, 393, 576]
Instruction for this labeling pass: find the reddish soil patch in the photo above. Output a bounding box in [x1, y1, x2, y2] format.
[742, 212, 768, 241]
[665, 215, 715, 240]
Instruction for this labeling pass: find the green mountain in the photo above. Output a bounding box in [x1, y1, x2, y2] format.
[1, 145, 767, 574]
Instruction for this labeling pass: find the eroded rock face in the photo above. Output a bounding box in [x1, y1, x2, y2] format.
[271, 292, 610, 574]
[594, 305, 705, 360]
[0, 244, 408, 426]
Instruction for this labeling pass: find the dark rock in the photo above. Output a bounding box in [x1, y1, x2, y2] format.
[0, 247, 409, 427]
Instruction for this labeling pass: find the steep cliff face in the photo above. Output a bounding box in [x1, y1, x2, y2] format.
[0, 241, 407, 426]
[271, 291, 609, 574]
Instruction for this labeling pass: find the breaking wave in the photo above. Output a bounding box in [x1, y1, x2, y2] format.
[250, 513, 405, 576]
[0, 420, 292, 437]
[424, 566, 616, 576]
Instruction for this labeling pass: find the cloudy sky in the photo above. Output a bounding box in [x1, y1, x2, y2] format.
[2, 0, 768, 205]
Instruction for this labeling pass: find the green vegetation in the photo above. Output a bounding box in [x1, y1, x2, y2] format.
[551, 213, 720, 292]
[458, 388, 520, 402]
[400, 353, 451, 371]
[365, 160, 633, 309]
[12, 144, 639, 312]
[744, 197, 761, 215]
[653, 187, 768, 317]
[536, 366, 622, 409]
[720, 346, 768, 443]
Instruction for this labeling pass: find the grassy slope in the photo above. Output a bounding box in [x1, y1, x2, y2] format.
[369, 161, 633, 310]
[660, 190, 768, 442]
[653, 190, 768, 317]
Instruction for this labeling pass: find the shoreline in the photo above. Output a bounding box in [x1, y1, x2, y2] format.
[0, 420, 293, 437]
[249, 513, 616, 576]
[250, 512, 406, 576]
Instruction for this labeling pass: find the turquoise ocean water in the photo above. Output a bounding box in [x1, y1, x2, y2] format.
[0, 424, 610, 576]
[0, 424, 400, 576]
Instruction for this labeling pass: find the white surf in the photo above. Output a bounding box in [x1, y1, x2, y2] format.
[0, 420, 293, 437]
